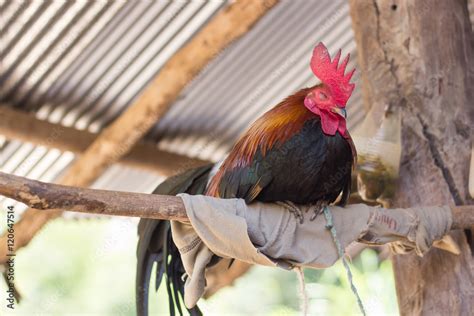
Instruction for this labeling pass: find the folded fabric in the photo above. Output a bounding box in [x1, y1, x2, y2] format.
[171, 194, 452, 308]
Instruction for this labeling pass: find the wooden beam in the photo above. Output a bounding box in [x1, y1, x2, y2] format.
[0, 0, 279, 263]
[0, 171, 472, 229]
[349, 0, 474, 314]
[0, 105, 208, 177]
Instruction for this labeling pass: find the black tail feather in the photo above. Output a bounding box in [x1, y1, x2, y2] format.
[136, 220, 164, 316]
[137, 221, 202, 316]
[136, 164, 213, 316]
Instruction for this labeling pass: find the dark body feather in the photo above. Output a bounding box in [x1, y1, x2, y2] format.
[214, 118, 353, 205]
[207, 87, 355, 206]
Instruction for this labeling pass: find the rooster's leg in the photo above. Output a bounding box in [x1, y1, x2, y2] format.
[309, 200, 328, 221]
[277, 201, 304, 224]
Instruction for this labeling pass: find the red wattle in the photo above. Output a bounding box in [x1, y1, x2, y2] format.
[304, 95, 348, 137]
[320, 111, 347, 137]
[319, 112, 339, 135]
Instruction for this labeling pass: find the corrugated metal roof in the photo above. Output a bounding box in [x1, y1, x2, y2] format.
[0, 0, 364, 215]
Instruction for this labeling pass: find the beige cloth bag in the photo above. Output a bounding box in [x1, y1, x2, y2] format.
[171, 194, 452, 308]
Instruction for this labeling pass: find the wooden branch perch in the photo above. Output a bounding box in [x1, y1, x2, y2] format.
[1, 172, 473, 229]
[0, 172, 187, 222]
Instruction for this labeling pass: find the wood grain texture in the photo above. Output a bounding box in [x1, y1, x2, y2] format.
[0, 0, 279, 263]
[350, 0, 474, 314]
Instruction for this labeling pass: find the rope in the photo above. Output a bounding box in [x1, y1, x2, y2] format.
[295, 266, 308, 316]
[323, 206, 367, 316]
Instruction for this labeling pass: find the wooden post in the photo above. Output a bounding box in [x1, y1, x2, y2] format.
[349, 0, 474, 314]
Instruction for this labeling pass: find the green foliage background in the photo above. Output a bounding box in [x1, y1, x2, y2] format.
[0, 218, 398, 315]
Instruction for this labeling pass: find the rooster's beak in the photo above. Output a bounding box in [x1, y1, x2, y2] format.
[331, 106, 347, 119]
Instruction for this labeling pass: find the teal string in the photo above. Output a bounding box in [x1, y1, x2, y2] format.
[323, 206, 367, 316]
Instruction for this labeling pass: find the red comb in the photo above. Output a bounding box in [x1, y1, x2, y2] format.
[310, 42, 355, 107]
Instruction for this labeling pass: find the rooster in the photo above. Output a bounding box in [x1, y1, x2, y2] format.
[136, 42, 356, 316]
[206, 42, 356, 217]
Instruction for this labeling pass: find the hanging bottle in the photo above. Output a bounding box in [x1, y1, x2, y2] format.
[352, 105, 402, 207]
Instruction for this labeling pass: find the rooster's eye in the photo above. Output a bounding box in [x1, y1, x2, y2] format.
[318, 92, 328, 101]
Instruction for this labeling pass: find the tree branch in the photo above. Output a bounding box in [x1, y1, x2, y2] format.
[1, 172, 473, 229]
[0, 172, 187, 222]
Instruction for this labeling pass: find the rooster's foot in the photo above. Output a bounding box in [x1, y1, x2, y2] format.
[308, 201, 328, 221]
[277, 201, 304, 224]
